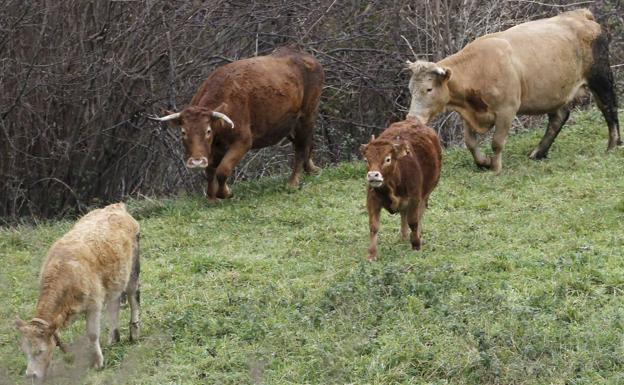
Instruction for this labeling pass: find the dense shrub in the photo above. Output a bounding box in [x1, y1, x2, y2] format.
[0, 0, 622, 220]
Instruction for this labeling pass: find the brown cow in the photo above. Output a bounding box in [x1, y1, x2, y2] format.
[15, 203, 140, 381]
[151, 46, 324, 200]
[406, 9, 620, 173]
[360, 118, 442, 261]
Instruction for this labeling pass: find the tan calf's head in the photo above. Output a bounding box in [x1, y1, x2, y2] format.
[15, 317, 57, 381]
[406, 60, 452, 124]
[151, 105, 234, 169]
[360, 136, 409, 188]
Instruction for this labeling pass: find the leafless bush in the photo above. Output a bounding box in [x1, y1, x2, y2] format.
[0, 0, 622, 221]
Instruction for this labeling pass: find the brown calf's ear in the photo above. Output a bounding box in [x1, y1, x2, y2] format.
[392, 142, 409, 158]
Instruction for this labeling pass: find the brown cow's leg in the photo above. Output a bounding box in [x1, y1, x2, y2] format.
[587, 33, 621, 150]
[529, 107, 570, 160]
[300, 119, 320, 175]
[463, 122, 491, 169]
[289, 144, 305, 187]
[205, 166, 218, 202]
[215, 141, 250, 199]
[367, 196, 381, 262]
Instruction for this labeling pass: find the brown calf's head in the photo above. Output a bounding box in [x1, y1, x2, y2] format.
[15, 317, 57, 381]
[406, 60, 452, 124]
[152, 105, 234, 169]
[360, 136, 409, 188]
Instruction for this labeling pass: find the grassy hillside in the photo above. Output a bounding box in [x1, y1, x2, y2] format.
[1, 109, 623, 385]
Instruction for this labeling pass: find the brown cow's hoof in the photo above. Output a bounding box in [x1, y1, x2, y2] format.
[216, 185, 233, 199]
[411, 241, 421, 250]
[305, 162, 321, 174]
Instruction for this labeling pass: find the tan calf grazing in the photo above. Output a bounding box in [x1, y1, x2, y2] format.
[15, 203, 140, 381]
[361, 118, 442, 261]
[406, 9, 620, 173]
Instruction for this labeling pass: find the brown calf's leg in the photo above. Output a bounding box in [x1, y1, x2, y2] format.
[215, 141, 251, 199]
[463, 122, 491, 169]
[86, 307, 104, 369]
[529, 107, 570, 160]
[407, 201, 426, 251]
[400, 211, 409, 241]
[367, 198, 381, 262]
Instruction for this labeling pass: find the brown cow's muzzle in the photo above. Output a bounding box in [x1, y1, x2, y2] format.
[367, 171, 383, 188]
[186, 157, 209, 169]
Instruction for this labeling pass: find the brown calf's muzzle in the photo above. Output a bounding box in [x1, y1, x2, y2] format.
[367, 170, 384, 187]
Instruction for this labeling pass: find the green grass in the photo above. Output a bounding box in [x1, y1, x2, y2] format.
[1, 108, 624, 385]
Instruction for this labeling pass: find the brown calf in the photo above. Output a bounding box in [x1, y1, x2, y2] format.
[151, 45, 324, 201]
[360, 118, 442, 261]
[15, 203, 140, 381]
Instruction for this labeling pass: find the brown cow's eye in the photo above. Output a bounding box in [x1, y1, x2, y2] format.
[384, 156, 392, 164]
[426, 88, 433, 93]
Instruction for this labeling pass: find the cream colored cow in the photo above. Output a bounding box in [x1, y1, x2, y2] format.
[407, 9, 620, 173]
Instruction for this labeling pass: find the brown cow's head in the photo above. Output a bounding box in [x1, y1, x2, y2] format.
[152, 105, 234, 169]
[406, 60, 452, 124]
[15, 317, 58, 381]
[360, 136, 409, 188]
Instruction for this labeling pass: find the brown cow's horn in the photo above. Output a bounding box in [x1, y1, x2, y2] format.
[148, 112, 181, 121]
[211, 111, 235, 129]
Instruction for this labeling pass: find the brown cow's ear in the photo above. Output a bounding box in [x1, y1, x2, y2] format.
[163, 109, 182, 127]
[441, 67, 451, 82]
[359, 144, 368, 156]
[393, 142, 409, 158]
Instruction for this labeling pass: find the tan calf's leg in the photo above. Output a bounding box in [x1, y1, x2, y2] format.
[106, 295, 121, 344]
[367, 199, 381, 262]
[86, 307, 104, 369]
[127, 239, 140, 342]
